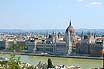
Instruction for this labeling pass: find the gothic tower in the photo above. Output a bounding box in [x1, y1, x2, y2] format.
[64, 20, 75, 55]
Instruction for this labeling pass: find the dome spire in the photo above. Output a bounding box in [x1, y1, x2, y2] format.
[69, 19, 71, 26]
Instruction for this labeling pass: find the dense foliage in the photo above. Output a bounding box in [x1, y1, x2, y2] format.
[47, 58, 54, 68]
[0, 54, 35, 69]
[7, 43, 28, 51]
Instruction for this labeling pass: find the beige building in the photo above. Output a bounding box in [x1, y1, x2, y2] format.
[5, 39, 14, 49]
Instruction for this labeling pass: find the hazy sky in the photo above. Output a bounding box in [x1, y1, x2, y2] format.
[0, 0, 104, 29]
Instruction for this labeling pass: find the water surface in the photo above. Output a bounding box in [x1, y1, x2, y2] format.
[0, 54, 102, 69]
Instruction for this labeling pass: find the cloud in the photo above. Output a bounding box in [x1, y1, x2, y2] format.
[86, 2, 102, 7]
[90, 2, 102, 6]
[77, 0, 83, 2]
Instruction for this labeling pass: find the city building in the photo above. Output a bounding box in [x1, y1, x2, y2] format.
[26, 37, 36, 53]
[0, 39, 5, 50]
[5, 39, 14, 49]
[0, 20, 103, 57]
[76, 33, 104, 56]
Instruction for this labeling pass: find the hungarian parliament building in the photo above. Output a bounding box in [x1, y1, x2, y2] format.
[0, 20, 104, 56]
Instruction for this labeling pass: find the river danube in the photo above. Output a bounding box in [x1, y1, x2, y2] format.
[0, 54, 102, 69]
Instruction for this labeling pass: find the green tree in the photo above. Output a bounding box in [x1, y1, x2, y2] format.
[47, 58, 53, 68]
[13, 43, 20, 51]
[7, 43, 28, 51]
[27, 66, 34, 69]
[0, 54, 21, 69]
[8, 54, 21, 69]
[0, 61, 8, 69]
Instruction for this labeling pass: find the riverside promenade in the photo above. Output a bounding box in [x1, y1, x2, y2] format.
[0, 51, 102, 60]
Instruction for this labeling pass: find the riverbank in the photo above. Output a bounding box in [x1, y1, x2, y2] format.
[0, 51, 102, 60]
[0, 53, 102, 69]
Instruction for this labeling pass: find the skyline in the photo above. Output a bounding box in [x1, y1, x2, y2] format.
[0, 0, 104, 29]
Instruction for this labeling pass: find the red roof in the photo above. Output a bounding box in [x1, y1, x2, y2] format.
[96, 37, 104, 40]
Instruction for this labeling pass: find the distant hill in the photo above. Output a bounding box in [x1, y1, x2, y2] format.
[0, 29, 104, 34]
[0, 29, 65, 33]
[76, 29, 104, 34]
[0, 29, 24, 33]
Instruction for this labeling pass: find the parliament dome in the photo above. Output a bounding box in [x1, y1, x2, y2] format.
[65, 20, 75, 33]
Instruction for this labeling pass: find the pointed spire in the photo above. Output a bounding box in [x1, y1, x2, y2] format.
[81, 31, 83, 36]
[81, 31, 84, 39]
[69, 19, 71, 26]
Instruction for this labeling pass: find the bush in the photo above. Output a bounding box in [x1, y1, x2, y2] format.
[47, 58, 54, 68]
